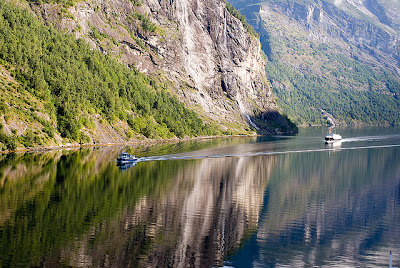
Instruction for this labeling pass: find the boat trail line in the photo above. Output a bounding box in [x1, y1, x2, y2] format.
[135, 144, 400, 163]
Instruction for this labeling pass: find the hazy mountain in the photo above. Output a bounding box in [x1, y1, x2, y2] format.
[228, 0, 400, 126]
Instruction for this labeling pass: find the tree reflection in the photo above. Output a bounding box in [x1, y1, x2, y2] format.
[0, 147, 273, 267]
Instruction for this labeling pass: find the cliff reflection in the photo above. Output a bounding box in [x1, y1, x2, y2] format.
[61, 155, 274, 267]
[0, 145, 274, 267]
[169, 156, 272, 267]
[250, 147, 400, 267]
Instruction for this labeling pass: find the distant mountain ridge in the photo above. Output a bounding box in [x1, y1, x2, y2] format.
[229, 0, 400, 126]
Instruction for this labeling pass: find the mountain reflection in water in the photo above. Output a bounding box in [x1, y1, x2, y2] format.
[0, 143, 273, 267]
[1, 128, 400, 267]
[230, 140, 400, 267]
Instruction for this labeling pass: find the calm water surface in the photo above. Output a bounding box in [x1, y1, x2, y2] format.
[1, 127, 399, 267]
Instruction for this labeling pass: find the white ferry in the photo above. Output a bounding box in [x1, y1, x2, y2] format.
[325, 129, 342, 144]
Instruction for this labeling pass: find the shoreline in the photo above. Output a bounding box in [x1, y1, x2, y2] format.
[0, 134, 260, 155]
[2, 125, 396, 154]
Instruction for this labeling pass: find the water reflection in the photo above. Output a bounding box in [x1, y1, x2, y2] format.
[1, 128, 400, 267]
[0, 145, 273, 267]
[0, 147, 185, 267]
[62, 156, 274, 267]
[325, 140, 342, 148]
[116, 161, 137, 170]
[230, 146, 400, 267]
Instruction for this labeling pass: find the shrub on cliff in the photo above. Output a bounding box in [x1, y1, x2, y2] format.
[225, 1, 259, 38]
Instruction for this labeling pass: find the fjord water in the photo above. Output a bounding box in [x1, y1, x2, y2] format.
[1, 127, 400, 267]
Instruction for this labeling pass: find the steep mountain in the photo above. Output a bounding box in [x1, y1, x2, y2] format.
[0, 0, 219, 152]
[41, 0, 296, 132]
[228, 0, 400, 126]
[0, 0, 297, 151]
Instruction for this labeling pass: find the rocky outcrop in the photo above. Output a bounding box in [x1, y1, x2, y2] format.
[29, 0, 295, 134]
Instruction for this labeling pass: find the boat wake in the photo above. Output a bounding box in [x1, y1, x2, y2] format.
[136, 144, 400, 163]
[342, 134, 400, 143]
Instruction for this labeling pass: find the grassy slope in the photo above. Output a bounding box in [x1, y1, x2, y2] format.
[0, 63, 56, 150]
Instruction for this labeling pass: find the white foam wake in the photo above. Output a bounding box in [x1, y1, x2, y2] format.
[136, 144, 400, 163]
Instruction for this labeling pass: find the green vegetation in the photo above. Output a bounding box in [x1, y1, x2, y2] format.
[225, 1, 259, 38]
[0, 0, 219, 149]
[89, 26, 108, 40]
[252, 111, 298, 133]
[0, 62, 54, 149]
[0, 125, 16, 151]
[0, 148, 184, 266]
[266, 50, 400, 126]
[27, 0, 79, 7]
[131, 13, 158, 32]
[227, 0, 400, 126]
[130, 0, 142, 6]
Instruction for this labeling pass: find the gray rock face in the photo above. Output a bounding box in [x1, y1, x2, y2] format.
[227, 0, 400, 126]
[233, 0, 400, 75]
[32, 0, 294, 133]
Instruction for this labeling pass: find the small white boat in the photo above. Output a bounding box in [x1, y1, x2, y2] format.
[116, 152, 137, 164]
[325, 129, 342, 144]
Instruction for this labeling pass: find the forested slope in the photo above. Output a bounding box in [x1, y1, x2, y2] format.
[0, 0, 300, 151]
[228, 0, 400, 126]
[0, 0, 219, 151]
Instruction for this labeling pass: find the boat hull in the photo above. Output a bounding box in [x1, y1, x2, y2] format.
[116, 159, 137, 164]
[116, 152, 137, 165]
[325, 133, 342, 144]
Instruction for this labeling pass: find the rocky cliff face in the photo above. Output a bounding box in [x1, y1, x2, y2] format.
[30, 0, 294, 134]
[228, 0, 400, 126]
[262, 0, 400, 74]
